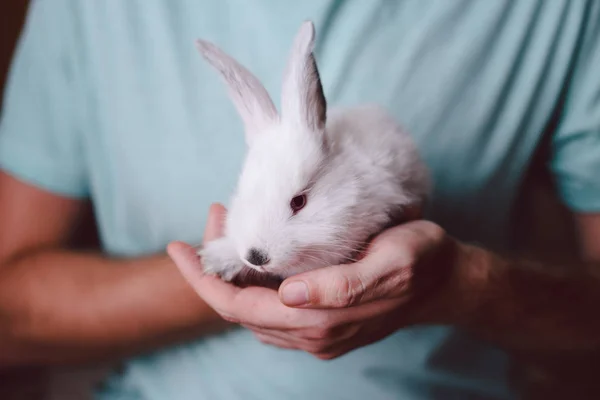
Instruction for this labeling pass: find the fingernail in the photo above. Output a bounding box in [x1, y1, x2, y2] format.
[281, 281, 309, 306]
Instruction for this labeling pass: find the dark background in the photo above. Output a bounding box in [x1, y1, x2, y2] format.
[0, 1, 28, 109]
[1, 2, 48, 399]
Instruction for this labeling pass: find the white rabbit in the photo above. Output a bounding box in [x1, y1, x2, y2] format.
[195, 21, 430, 282]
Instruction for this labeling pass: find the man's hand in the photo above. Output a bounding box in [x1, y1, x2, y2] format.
[171, 204, 600, 363]
[168, 203, 475, 359]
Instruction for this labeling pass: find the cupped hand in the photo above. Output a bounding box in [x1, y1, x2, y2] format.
[168, 203, 476, 359]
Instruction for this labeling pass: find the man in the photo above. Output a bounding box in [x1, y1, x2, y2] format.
[0, 1, 598, 399]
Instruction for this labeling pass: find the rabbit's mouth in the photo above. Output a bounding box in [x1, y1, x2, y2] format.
[240, 258, 266, 273]
[240, 246, 357, 279]
[230, 268, 283, 289]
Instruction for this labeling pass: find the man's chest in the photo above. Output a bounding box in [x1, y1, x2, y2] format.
[77, 0, 580, 254]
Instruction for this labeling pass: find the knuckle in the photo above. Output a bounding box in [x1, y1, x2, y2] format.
[255, 333, 275, 346]
[307, 342, 330, 354]
[219, 312, 240, 324]
[420, 221, 447, 242]
[321, 324, 347, 340]
[314, 352, 338, 361]
[391, 245, 418, 269]
[386, 266, 414, 293]
[244, 321, 269, 330]
[314, 327, 332, 340]
[312, 314, 333, 330]
[329, 323, 357, 341]
[303, 327, 327, 341]
[254, 333, 268, 343]
[258, 336, 269, 345]
[333, 274, 365, 307]
[310, 316, 341, 339]
[406, 221, 447, 250]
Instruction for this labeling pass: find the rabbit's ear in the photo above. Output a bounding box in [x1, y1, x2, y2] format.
[281, 21, 327, 134]
[196, 40, 278, 144]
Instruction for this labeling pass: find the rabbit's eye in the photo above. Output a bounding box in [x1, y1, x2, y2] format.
[290, 194, 307, 214]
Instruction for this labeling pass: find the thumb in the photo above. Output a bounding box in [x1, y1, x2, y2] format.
[278, 257, 402, 309]
[278, 221, 445, 309]
[203, 203, 227, 242]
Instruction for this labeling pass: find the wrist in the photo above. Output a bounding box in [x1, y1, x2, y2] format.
[449, 241, 494, 326]
[421, 238, 493, 327]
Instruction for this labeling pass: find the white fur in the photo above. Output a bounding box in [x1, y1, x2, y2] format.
[196, 21, 430, 281]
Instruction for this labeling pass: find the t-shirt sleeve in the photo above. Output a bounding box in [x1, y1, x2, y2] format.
[0, 0, 88, 198]
[550, 2, 600, 212]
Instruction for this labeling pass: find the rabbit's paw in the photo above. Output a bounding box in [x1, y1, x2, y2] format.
[198, 238, 244, 282]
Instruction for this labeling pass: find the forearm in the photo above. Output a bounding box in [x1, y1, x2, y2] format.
[0, 249, 228, 367]
[458, 243, 600, 354]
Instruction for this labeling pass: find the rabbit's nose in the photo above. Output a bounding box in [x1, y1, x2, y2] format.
[246, 248, 270, 266]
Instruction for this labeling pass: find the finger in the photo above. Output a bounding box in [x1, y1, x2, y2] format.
[241, 322, 296, 334]
[253, 332, 298, 350]
[245, 322, 362, 351]
[236, 291, 399, 329]
[221, 286, 386, 329]
[179, 272, 305, 328]
[226, 286, 312, 327]
[249, 326, 332, 355]
[278, 258, 399, 309]
[310, 323, 396, 360]
[245, 325, 300, 344]
[192, 272, 408, 331]
[203, 203, 228, 242]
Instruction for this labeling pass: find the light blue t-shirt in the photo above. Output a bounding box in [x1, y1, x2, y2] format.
[1, 1, 599, 399]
